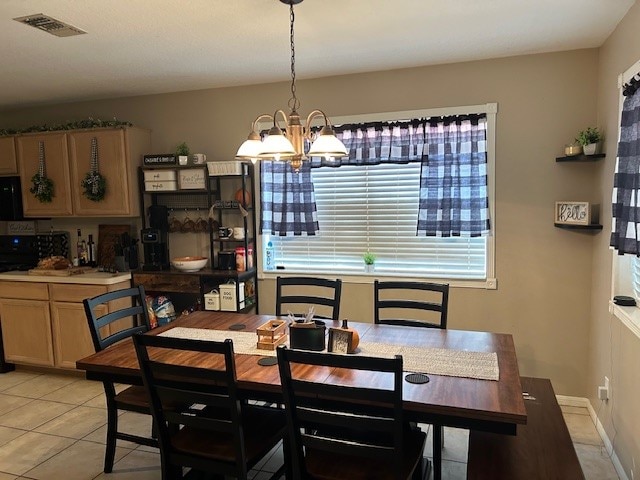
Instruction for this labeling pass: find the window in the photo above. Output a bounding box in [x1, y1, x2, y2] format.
[260, 104, 497, 288]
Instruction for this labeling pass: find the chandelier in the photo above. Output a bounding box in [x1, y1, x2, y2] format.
[235, 0, 348, 171]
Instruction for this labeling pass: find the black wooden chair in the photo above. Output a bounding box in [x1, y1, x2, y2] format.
[374, 280, 449, 329]
[276, 345, 426, 480]
[83, 285, 157, 473]
[275, 276, 342, 320]
[133, 334, 286, 480]
[374, 280, 450, 480]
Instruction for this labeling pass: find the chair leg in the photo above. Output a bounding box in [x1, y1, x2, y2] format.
[433, 424, 442, 480]
[103, 383, 118, 473]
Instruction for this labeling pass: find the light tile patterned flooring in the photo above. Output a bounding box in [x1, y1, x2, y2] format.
[0, 368, 621, 479]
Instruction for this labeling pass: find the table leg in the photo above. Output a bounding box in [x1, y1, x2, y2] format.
[433, 425, 442, 480]
[413, 456, 431, 480]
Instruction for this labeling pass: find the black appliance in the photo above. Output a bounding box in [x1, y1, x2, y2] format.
[0, 235, 40, 272]
[0, 177, 24, 221]
[141, 228, 169, 271]
[217, 251, 236, 270]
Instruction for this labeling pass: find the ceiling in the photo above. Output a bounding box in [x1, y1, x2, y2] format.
[0, 0, 635, 110]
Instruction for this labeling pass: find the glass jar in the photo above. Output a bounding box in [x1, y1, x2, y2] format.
[235, 247, 246, 272]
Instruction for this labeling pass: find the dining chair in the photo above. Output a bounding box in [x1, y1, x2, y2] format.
[83, 285, 157, 473]
[133, 334, 287, 480]
[374, 280, 449, 329]
[275, 276, 342, 320]
[276, 345, 426, 480]
[374, 280, 450, 480]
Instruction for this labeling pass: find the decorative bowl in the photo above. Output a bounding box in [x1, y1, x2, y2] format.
[171, 256, 208, 272]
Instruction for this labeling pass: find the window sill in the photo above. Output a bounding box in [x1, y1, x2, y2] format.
[610, 301, 640, 340]
[259, 271, 497, 289]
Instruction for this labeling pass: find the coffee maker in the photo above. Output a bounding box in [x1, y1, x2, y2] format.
[141, 205, 170, 271]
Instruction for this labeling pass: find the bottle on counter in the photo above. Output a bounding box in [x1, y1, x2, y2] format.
[80, 238, 88, 266]
[76, 229, 86, 266]
[87, 234, 96, 267]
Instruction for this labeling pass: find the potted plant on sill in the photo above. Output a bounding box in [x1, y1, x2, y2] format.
[176, 142, 190, 166]
[576, 127, 602, 156]
[363, 251, 376, 273]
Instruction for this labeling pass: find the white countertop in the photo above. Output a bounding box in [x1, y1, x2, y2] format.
[0, 271, 132, 285]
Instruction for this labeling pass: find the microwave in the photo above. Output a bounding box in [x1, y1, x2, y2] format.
[0, 177, 24, 221]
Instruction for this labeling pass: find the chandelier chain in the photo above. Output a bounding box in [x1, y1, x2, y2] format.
[288, 2, 300, 112]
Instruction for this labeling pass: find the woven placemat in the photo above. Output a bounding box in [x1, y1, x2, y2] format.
[160, 327, 499, 381]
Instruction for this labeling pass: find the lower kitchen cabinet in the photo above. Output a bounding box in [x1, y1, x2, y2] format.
[0, 298, 54, 366]
[0, 278, 131, 370]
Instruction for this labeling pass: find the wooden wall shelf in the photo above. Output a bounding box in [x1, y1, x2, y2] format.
[555, 154, 605, 162]
[554, 223, 603, 231]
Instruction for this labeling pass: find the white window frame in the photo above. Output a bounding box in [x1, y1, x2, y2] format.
[256, 103, 497, 289]
[610, 58, 640, 340]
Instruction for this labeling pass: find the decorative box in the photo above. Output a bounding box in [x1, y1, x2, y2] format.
[178, 168, 206, 190]
[219, 282, 245, 311]
[207, 161, 243, 176]
[143, 170, 177, 182]
[256, 319, 287, 350]
[144, 181, 178, 192]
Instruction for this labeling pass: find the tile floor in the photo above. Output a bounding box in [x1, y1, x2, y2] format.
[0, 368, 621, 480]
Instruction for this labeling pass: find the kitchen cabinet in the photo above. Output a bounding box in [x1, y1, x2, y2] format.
[16, 127, 150, 217]
[0, 136, 18, 175]
[16, 132, 73, 217]
[0, 277, 131, 370]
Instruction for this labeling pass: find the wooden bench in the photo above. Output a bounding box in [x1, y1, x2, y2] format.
[467, 377, 585, 479]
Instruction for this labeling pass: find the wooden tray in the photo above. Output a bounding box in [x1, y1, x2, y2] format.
[28, 267, 97, 276]
[256, 319, 288, 350]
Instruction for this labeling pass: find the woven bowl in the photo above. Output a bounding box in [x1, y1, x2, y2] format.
[171, 256, 208, 272]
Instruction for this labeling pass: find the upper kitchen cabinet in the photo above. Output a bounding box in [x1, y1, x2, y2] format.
[17, 132, 73, 217]
[68, 128, 149, 216]
[17, 127, 150, 217]
[0, 136, 18, 175]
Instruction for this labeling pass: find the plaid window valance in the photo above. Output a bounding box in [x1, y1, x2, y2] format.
[260, 114, 490, 237]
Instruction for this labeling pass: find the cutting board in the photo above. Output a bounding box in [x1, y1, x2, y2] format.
[28, 266, 97, 276]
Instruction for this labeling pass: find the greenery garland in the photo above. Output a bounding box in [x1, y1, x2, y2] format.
[0, 118, 132, 137]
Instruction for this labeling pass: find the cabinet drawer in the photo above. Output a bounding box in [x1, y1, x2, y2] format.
[49, 284, 107, 303]
[0, 281, 49, 300]
[133, 273, 200, 294]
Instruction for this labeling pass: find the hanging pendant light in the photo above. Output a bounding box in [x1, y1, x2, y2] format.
[235, 0, 348, 171]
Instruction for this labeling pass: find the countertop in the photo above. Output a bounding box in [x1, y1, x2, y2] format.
[0, 271, 132, 285]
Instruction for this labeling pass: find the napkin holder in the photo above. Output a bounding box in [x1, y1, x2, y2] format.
[289, 320, 326, 351]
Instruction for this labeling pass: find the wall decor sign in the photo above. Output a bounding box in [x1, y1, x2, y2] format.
[555, 201, 592, 225]
[143, 154, 177, 166]
[327, 327, 354, 354]
[178, 168, 206, 190]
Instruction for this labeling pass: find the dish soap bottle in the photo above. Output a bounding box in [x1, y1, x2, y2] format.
[265, 241, 275, 271]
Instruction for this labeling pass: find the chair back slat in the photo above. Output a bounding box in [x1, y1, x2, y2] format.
[374, 280, 449, 329]
[277, 346, 406, 479]
[276, 276, 342, 320]
[83, 285, 151, 352]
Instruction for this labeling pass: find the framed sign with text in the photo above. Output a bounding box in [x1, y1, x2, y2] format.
[555, 201, 592, 225]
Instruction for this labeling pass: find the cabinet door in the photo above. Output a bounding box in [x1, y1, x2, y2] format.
[50, 301, 103, 369]
[68, 129, 132, 216]
[0, 136, 17, 175]
[0, 299, 54, 366]
[16, 133, 73, 217]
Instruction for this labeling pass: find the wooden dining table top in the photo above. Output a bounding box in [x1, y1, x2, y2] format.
[76, 310, 527, 434]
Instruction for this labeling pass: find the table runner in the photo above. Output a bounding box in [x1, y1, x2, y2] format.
[160, 327, 499, 381]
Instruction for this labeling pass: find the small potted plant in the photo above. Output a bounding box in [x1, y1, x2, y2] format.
[363, 251, 376, 273]
[575, 127, 602, 155]
[176, 142, 190, 165]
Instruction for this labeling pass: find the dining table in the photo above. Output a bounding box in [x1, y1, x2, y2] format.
[76, 310, 527, 479]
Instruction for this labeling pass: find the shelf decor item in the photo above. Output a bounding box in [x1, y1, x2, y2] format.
[176, 142, 190, 166]
[363, 251, 376, 273]
[555, 201, 593, 226]
[564, 143, 582, 156]
[81, 137, 107, 202]
[30, 141, 54, 203]
[575, 127, 602, 155]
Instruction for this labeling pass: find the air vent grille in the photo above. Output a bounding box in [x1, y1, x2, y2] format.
[13, 13, 86, 37]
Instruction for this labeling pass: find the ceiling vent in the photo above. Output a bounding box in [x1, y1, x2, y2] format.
[13, 13, 86, 37]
